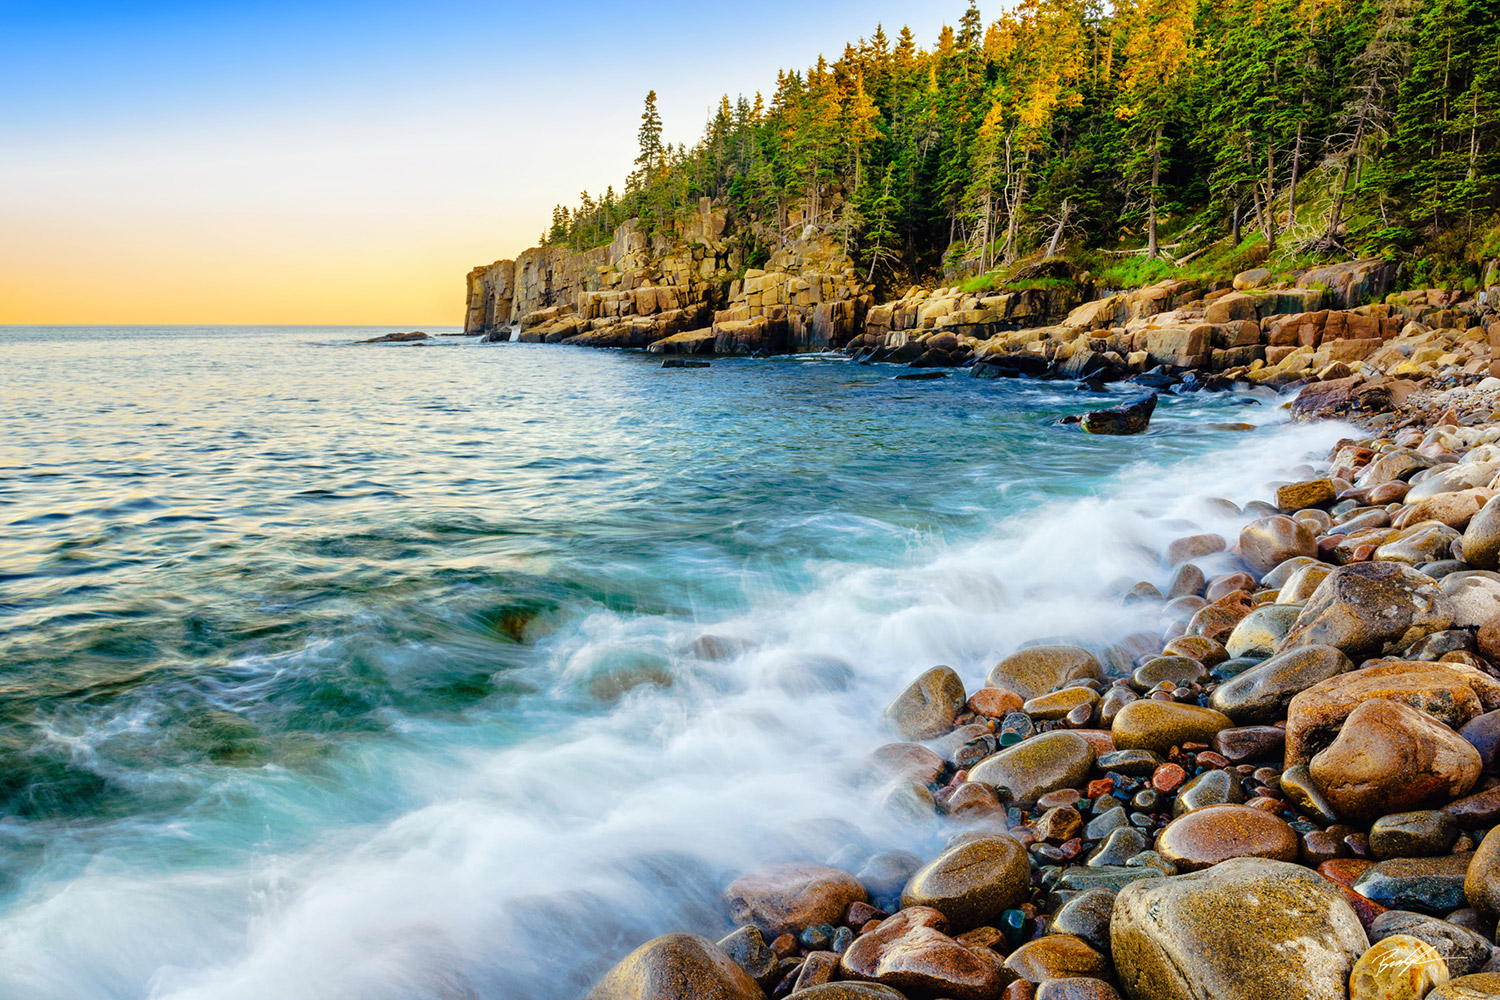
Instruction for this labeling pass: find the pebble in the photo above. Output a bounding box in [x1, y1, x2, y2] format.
[584, 933, 765, 1000]
[1087, 826, 1146, 866]
[1111, 700, 1232, 756]
[883, 666, 967, 740]
[1460, 710, 1500, 771]
[1239, 515, 1319, 575]
[1003, 935, 1108, 983]
[1048, 888, 1116, 953]
[1172, 769, 1245, 815]
[1154, 804, 1300, 872]
[969, 686, 1026, 718]
[988, 645, 1104, 701]
[838, 906, 1009, 1000]
[1209, 644, 1352, 724]
[1368, 810, 1459, 859]
[900, 834, 1031, 931]
[1024, 687, 1100, 721]
[1036, 979, 1122, 1000]
[1370, 910, 1498, 977]
[724, 864, 868, 938]
[1354, 853, 1476, 915]
[1349, 935, 1451, 1000]
[1466, 827, 1500, 919]
[968, 731, 1096, 806]
[1214, 725, 1287, 763]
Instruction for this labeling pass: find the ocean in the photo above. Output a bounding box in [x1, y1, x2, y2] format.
[0, 325, 1350, 998]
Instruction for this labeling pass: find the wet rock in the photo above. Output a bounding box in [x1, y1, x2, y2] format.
[1276, 562, 1332, 604]
[1308, 699, 1482, 819]
[718, 926, 779, 988]
[1131, 657, 1207, 692]
[1278, 562, 1453, 660]
[1080, 393, 1156, 435]
[1368, 811, 1460, 859]
[1240, 516, 1319, 576]
[1024, 687, 1100, 722]
[1443, 785, 1500, 828]
[969, 687, 1026, 718]
[1004, 936, 1107, 983]
[883, 667, 967, 740]
[1377, 523, 1464, 566]
[988, 646, 1104, 701]
[1461, 711, 1500, 772]
[1111, 858, 1369, 1000]
[786, 985, 907, 1000]
[1171, 769, 1244, 815]
[1370, 911, 1498, 977]
[1223, 604, 1302, 657]
[1110, 701, 1232, 756]
[861, 744, 945, 788]
[1354, 853, 1476, 914]
[1049, 888, 1116, 954]
[1036, 980, 1120, 1000]
[1431, 973, 1500, 998]
[584, 933, 766, 1000]
[1349, 935, 1451, 1000]
[1280, 764, 1341, 824]
[1154, 804, 1299, 872]
[968, 731, 1096, 806]
[1262, 557, 1323, 589]
[1285, 660, 1498, 766]
[1168, 534, 1227, 565]
[1209, 644, 1352, 724]
[857, 852, 923, 912]
[1462, 495, 1500, 570]
[945, 781, 1006, 823]
[1166, 564, 1205, 599]
[1396, 489, 1496, 531]
[1278, 479, 1337, 512]
[725, 864, 869, 938]
[793, 951, 838, 992]
[1213, 725, 1286, 763]
[900, 834, 1031, 931]
[838, 905, 1011, 1000]
[1468, 827, 1500, 919]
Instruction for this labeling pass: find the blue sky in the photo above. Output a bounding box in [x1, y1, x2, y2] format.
[2, 1, 969, 322]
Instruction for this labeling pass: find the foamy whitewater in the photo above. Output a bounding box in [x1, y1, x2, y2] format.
[0, 326, 1353, 999]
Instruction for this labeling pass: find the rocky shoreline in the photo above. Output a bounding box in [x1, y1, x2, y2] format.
[580, 374, 1500, 999]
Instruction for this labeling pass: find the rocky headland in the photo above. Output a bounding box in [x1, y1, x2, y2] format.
[513, 220, 1500, 1000]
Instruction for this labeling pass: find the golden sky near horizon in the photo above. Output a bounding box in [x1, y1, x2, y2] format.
[1, 2, 956, 327]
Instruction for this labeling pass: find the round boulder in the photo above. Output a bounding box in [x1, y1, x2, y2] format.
[883, 666, 967, 740]
[1277, 562, 1453, 661]
[987, 646, 1103, 701]
[1209, 644, 1353, 724]
[1154, 804, 1299, 872]
[1239, 516, 1318, 576]
[1466, 827, 1500, 920]
[584, 933, 767, 1000]
[1349, 935, 1450, 1000]
[724, 863, 868, 938]
[1110, 701, 1232, 757]
[967, 731, 1096, 806]
[900, 833, 1031, 931]
[1111, 858, 1369, 1000]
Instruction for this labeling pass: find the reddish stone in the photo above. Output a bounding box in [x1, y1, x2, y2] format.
[846, 902, 887, 928]
[1316, 858, 1374, 888]
[1087, 778, 1115, 799]
[772, 933, 798, 958]
[1005, 981, 1038, 1000]
[957, 926, 1007, 951]
[970, 687, 1025, 718]
[838, 906, 1011, 1000]
[1037, 789, 1082, 810]
[724, 864, 869, 938]
[1330, 882, 1386, 932]
[1152, 763, 1188, 793]
[1195, 751, 1231, 769]
[1245, 796, 1282, 813]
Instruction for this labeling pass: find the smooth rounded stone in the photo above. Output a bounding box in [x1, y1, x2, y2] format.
[884, 782, 936, 820]
[1279, 478, 1337, 512]
[793, 951, 839, 991]
[970, 687, 1026, 718]
[788, 985, 908, 1000]
[1296, 508, 1334, 533]
[725, 864, 869, 938]
[900, 834, 1031, 931]
[1443, 785, 1500, 829]
[1349, 935, 1451, 1000]
[1240, 516, 1319, 576]
[1462, 495, 1500, 570]
[1186, 595, 1253, 645]
[584, 933, 765, 1000]
[1280, 764, 1341, 824]
[858, 852, 924, 910]
[1369, 811, 1460, 859]
[1099, 687, 1138, 728]
[1397, 489, 1496, 531]
[1160, 634, 1228, 666]
[1277, 562, 1333, 604]
[717, 926, 779, 988]
[1443, 573, 1500, 628]
[968, 731, 1096, 807]
[1358, 449, 1435, 487]
[1214, 725, 1287, 763]
[1154, 804, 1299, 872]
[1285, 660, 1500, 767]
[1403, 629, 1481, 661]
[1224, 604, 1303, 658]
[1371, 911, 1498, 977]
[1111, 858, 1370, 1000]
[1377, 522, 1464, 565]
[1171, 769, 1245, 816]
[1429, 973, 1500, 998]
[1262, 557, 1323, 590]
[1461, 711, 1500, 771]
[1003, 935, 1107, 984]
[988, 646, 1104, 702]
[1024, 687, 1100, 722]
[1166, 533, 1225, 565]
[1278, 562, 1454, 661]
[839, 906, 1010, 1000]
[1408, 462, 1500, 501]
[1354, 853, 1477, 915]
[1096, 749, 1161, 777]
[883, 666, 967, 740]
[1468, 827, 1500, 919]
[945, 782, 1006, 823]
[1125, 581, 1165, 604]
[1210, 644, 1353, 724]
[1110, 701, 1232, 756]
[1130, 657, 1207, 693]
[1090, 827, 1149, 867]
[1210, 656, 1264, 681]
[1166, 563, 1206, 600]
[1049, 888, 1117, 953]
[1036, 979, 1121, 1000]
[861, 743, 946, 788]
[1426, 561, 1479, 581]
[1309, 699, 1483, 820]
[1084, 805, 1130, 842]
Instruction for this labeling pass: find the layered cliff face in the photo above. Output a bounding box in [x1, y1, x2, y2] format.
[463, 199, 885, 354]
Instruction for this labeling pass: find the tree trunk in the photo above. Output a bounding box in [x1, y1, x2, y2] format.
[1231, 200, 1242, 245]
[1148, 124, 1163, 259]
[1287, 121, 1304, 226]
[1046, 200, 1072, 258]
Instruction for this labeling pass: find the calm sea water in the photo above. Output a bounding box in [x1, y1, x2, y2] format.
[0, 326, 1349, 999]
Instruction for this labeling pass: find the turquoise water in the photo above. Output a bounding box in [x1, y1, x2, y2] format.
[0, 326, 1349, 998]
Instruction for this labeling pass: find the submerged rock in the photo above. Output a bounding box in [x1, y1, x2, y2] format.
[987, 645, 1104, 701]
[883, 666, 967, 740]
[724, 863, 867, 938]
[839, 905, 1010, 1000]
